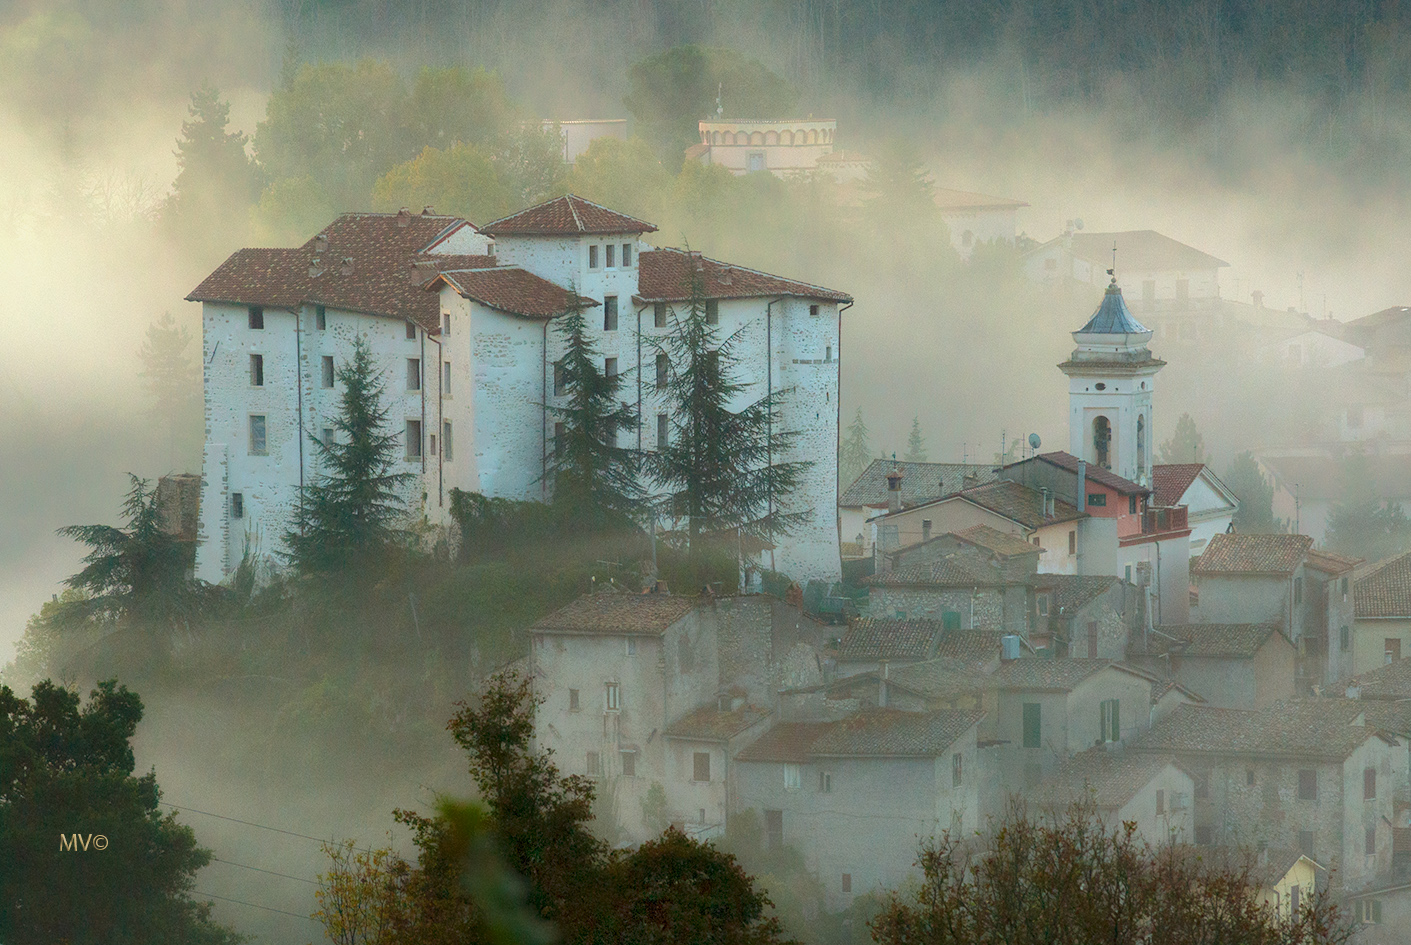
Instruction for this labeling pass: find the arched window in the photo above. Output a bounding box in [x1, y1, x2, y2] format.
[723, 131, 735, 145]
[1093, 416, 1112, 469]
[750, 131, 765, 146]
[807, 129, 818, 144]
[781, 130, 794, 145]
[764, 130, 778, 145]
[712, 131, 722, 145]
[1136, 415, 1146, 474]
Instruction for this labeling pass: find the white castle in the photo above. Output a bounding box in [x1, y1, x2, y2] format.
[187, 195, 851, 582]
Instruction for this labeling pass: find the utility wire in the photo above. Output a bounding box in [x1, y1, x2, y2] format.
[197, 890, 320, 922]
[162, 801, 376, 853]
[210, 855, 325, 887]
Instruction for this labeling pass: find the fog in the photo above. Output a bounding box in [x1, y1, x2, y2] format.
[6, 1, 1411, 940]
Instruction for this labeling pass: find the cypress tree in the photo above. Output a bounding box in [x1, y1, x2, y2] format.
[839, 407, 873, 489]
[904, 416, 929, 462]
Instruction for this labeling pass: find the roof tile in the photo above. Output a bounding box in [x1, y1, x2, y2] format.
[839, 460, 999, 508]
[1031, 748, 1181, 810]
[808, 709, 985, 757]
[1152, 463, 1205, 507]
[530, 593, 696, 635]
[664, 704, 771, 742]
[1193, 533, 1313, 575]
[481, 194, 657, 236]
[991, 658, 1133, 691]
[837, 618, 941, 661]
[433, 267, 594, 318]
[1356, 551, 1411, 618]
[637, 248, 851, 304]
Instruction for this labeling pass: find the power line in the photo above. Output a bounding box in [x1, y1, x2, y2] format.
[210, 855, 325, 887]
[163, 801, 375, 853]
[197, 890, 320, 922]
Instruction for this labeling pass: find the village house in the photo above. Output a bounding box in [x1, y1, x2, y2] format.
[661, 699, 773, 839]
[1348, 878, 1411, 943]
[838, 460, 998, 561]
[862, 546, 1036, 636]
[1175, 847, 1326, 921]
[189, 195, 851, 584]
[733, 708, 985, 908]
[543, 118, 627, 164]
[1254, 324, 1366, 370]
[1191, 533, 1358, 689]
[1257, 452, 1411, 544]
[1354, 552, 1411, 675]
[689, 119, 847, 177]
[1130, 700, 1403, 892]
[1029, 747, 1194, 845]
[832, 617, 948, 677]
[1032, 573, 1139, 659]
[932, 188, 1029, 259]
[1150, 463, 1239, 556]
[1129, 623, 1296, 710]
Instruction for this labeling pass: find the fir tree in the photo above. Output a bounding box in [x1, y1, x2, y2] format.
[547, 302, 642, 527]
[162, 83, 261, 245]
[137, 312, 201, 469]
[904, 416, 929, 462]
[641, 271, 811, 567]
[1159, 412, 1207, 464]
[839, 407, 873, 490]
[1225, 451, 1282, 533]
[286, 337, 415, 575]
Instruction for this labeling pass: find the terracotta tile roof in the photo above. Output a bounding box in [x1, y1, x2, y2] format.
[1150, 678, 1206, 705]
[1028, 451, 1149, 496]
[1142, 624, 1287, 659]
[1152, 463, 1204, 507]
[734, 721, 834, 763]
[1348, 657, 1411, 700]
[1305, 548, 1362, 576]
[480, 194, 657, 236]
[1031, 748, 1181, 811]
[1192, 533, 1313, 575]
[636, 248, 851, 304]
[880, 658, 991, 700]
[432, 267, 595, 318]
[956, 524, 1042, 558]
[1356, 551, 1411, 618]
[934, 630, 1005, 669]
[187, 211, 487, 331]
[942, 479, 1085, 529]
[1134, 699, 1391, 759]
[991, 658, 1132, 692]
[664, 704, 771, 742]
[837, 618, 941, 661]
[863, 551, 1003, 588]
[839, 460, 999, 508]
[808, 708, 985, 757]
[530, 593, 696, 635]
[1035, 574, 1120, 614]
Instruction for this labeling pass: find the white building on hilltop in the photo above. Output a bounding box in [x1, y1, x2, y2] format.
[188, 195, 851, 583]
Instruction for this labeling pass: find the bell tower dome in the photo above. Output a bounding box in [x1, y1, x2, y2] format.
[1058, 274, 1165, 486]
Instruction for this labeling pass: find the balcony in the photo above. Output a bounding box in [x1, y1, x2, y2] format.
[1142, 505, 1189, 535]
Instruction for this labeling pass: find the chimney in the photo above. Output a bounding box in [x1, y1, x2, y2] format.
[340, 256, 354, 275]
[1041, 487, 1051, 519]
[1077, 460, 1087, 513]
[879, 661, 889, 707]
[886, 467, 905, 514]
[396, 207, 411, 227]
[309, 257, 324, 278]
[422, 205, 435, 215]
[314, 233, 329, 254]
[720, 266, 733, 285]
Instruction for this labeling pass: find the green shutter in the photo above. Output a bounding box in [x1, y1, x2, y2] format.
[1023, 703, 1041, 748]
[942, 611, 961, 631]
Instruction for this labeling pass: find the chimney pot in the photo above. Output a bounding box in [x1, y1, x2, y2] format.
[309, 257, 323, 277]
[340, 256, 354, 275]
[422, 205, 435, 215]
[314, 233, 329, 253]
[397, 207, 411, 227]
[886, 468, 905, 514]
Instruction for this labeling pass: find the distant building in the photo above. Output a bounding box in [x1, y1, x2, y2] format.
[1029, 748, 1193, 845]
[1130, 623, 1297, 709]
[934, 188, 1029, 259]
[1151, 463, 1239, 556]
[1024, 228, 1228, 308]
[690, 119, 842, 176]
[1354, 552, 1411, 676]
[543, 119, 628, 164]
[838, 460, 999, 560]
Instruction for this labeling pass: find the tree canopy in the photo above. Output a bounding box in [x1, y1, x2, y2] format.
[1159, 412, 1207, 465]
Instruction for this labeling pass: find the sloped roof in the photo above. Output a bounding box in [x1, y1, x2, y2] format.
[1152, 464, 1205, 507]
[1036, 574, 1121, 614]
[1356, 551, 1411, 618]
[530, 593, 695, 635]
[1193, 533, 1313, 575]
[1146, 624, 1287, 659]
[837, 618, 941, 661]
[664, 704, 771, 742]
[734, 721, 834, 763]
[882, 658, 991, 700]
[188, 212, 484, 331]
[959, 479, 1085, 528]
[990, 658, 1130, 692]
[863, 551, 1003, 588]
[1027, 451, 1149, 496]
[432, 267, 594, 318]
[808, 709, 985, 757]
[1134, 699, 1391, 760]
[956, 524, 1042, 558]
[1077, 282, 1150, 335]
[933, 188, 1029, 211]
[1031, 748, 1181, 811]
[934, 630, 1005, 669]
[1305, 548, 1361, 576]
[1133, 704, 1257, 754]
[1066, 230, 1229, 272]
[636, 247, 851, 303]
[1345, 305, 1411, 331]
[839, 460, 999, 508]
[1349, 656, 1411, 700]
[481, 194, 657, 236]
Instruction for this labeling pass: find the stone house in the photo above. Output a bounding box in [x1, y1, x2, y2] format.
[863, 546, 1035, 636]
[1131, 624, 1296, 710]
[1032, 573, 1139, 658]
[833, 618, 946, 678]
[1151, 677, 1208, 724]
[1192, 533, 1356, 690]
[837, 460, 998, 560]
[661, 701, 772, 839]
[1150, 463, 1239, 557]
[190, 194, 851, 583]
[1354, 552, 1411, 676]
[1029, 747, 1194, 845]
[988, 659, 1155, 797]
[933, 188, 1029, 259]
[733, 708, 985, 908]
[1131, 699, 1404, 892]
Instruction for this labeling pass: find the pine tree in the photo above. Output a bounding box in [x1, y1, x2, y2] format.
[286, 337, 415, 576]
[137, 312, 201, 469]
[547, 303, 642, 527]
[1225, 451, 1282, 533]
[1159, 413, 1207, 464]
[641, 271, 811, 567]
[839, 407, 873, 490]
[904, 416, 929, 462]
[162, 83, 261, 245]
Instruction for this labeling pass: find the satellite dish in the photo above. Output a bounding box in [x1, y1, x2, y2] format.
[1074, 218, 1084, 230]
[1028, 433, 1042, 450]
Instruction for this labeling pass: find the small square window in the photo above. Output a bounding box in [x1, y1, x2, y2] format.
[248, 306, 264, 329]
[231, 492, 243, 518]
[406, 420, 422, 459]
[705, 299, 719, 324]
[1087, 493, 1106, 507]
[605, 682, 620, 711]
[315, 305, 326, 330]
[809, 304, 820, 317]
[569, 688, 579, 711]
[406, 321, 417, 340]
[321, 356, 335, 388]
[407, 358, 421, 391]
[654, 302, 667, 328]
[605, 244, 615, 268]
[622, 243, 633, 267]
[248, 415, 267, 454]
[249, 354, 264, 386]
[588, 244, 599, 269]
[604, 296, 618, 331]
[784, 764, 801, 790]
[621, 750, 635, 777]
[694, 752, 711, 782]
[442, 421, 453, 461]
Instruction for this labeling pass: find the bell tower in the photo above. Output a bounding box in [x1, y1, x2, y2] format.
[1058, 274, 1164, 486]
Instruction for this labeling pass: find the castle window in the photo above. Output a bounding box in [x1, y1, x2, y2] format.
[444, 362, 452, 394]
[443, 421, 453, 461]
[231, 493, 243, 518]
[248, 306, 263, 329]
[322, 356, 335, 388]
[605, 357, 618, 378]
[604, 296, 618, 331]
[407, 359, 421, 391]
[315, 305, 326, 329]
[406, 420, 422, 459]
[248, 415, 267, 455]
[588, 244, 599, 269]
[249, 354, 264, 387]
